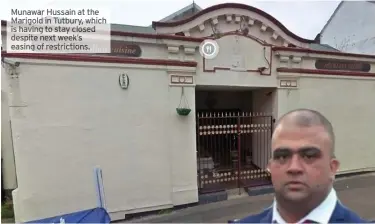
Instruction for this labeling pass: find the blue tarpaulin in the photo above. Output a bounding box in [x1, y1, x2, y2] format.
[26, 207, 111, 223]
[25, 167, 111, 223]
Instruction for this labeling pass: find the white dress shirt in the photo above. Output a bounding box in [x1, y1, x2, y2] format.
[272, 188, 338, 224]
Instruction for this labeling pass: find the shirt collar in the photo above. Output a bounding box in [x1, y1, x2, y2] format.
[272, 188, 338, 224]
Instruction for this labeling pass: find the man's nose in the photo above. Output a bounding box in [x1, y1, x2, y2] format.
[287, 154, 304, 174]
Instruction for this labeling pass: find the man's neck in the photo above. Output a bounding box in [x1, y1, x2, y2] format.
[276, 201, 313, 223]
[275, 188, 331, 223]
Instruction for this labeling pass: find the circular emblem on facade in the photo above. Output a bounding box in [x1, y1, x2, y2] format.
[179, 77, 186, 82]
[119, 73, 129, 89]
[199, 39, 219, 60]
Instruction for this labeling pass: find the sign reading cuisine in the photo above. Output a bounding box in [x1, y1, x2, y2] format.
[108, 41, 142, 57]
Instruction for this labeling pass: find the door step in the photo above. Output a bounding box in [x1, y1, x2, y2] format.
[227, 188, 248, 200]
[198, 185, 274, 205]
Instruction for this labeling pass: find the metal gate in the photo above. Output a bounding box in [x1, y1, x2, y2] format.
[196, 110, 274, 193]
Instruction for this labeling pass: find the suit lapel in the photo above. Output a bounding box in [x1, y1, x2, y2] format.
[259, 207, 273, 223]
[328, 201, 347, 223]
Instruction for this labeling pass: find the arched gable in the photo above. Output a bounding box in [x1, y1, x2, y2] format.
[152, 3, 315, 48]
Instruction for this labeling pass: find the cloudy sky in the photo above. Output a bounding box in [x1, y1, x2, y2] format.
[1, 0, 341, 39]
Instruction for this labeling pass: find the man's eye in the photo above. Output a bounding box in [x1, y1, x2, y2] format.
[299, 147, 321, 159]
[301, 152, 317, 160]
[274, 154, 289, 160]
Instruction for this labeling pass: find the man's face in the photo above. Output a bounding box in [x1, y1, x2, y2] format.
[268, 123, 339, 202]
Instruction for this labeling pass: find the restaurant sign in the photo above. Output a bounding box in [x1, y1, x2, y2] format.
[102, 41, 142, 57]
[315, 59, 371, 72]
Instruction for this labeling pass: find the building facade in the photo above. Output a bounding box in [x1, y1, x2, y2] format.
[1, 2, 375, 222]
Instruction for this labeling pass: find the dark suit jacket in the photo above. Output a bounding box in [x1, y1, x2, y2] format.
[234, 201, 370, 223]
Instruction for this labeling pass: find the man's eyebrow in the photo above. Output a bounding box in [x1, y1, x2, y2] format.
[273, 147, 322, 154]
[272, 148, 293, 156]
[273, 148, 291, 152]
[298, 147, 322, 153]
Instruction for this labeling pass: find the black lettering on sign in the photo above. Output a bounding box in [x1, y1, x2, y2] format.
[315, 59, 371, 72]
[92, 40, 142, 57]
[110, 41, 142, 57]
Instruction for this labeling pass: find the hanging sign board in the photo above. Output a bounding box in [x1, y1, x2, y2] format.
[315, 59, 371, 72]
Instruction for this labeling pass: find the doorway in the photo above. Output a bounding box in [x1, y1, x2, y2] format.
[195, 87, 275, 193]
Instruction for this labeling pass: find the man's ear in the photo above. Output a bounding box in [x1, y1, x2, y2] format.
[330, 158, 340, 179]
[266, 159, 272, 174]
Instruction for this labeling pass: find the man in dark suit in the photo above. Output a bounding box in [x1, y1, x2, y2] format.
[235, 109, 369, 223]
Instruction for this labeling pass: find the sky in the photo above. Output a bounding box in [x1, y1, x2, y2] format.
[1, 0, 341, 39]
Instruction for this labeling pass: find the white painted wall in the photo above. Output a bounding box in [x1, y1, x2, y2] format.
[277, 74, 375, 173]
[320, 1, 375, 54]
[195, 34, 277, 88]
[2, 59, 198, 222]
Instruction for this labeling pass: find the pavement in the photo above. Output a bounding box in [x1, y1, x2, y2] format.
[118, 172, 375, 223]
